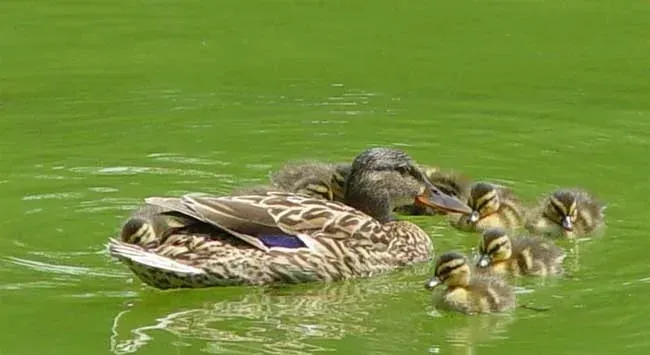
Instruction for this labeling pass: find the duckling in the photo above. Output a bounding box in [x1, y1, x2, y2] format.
[330, 163, 351, 202]
[450, 182, 525, 232]
[269, 161, 346, 200]
[395, 165, 471, 215]
[232, 176, 334, 201]
[425, 251, 515, 315]
[476, 228, 566, 277]
[119, 204, 197, 248]
[525, 188, 605, 239]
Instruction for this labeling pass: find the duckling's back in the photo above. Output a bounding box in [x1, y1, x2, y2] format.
[511, 237, 566, 276]
[440, 276, 515, 314]
[269, 161, 339, 191]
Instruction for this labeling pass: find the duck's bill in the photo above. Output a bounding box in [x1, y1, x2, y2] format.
[425, 277, 442, 290]
[416, 186, 472, 215]
[561, 216, 574, 231]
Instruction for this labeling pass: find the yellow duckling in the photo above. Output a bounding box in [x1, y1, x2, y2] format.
[476, 228, 566, 277]
[426, 251, 515, 315]
[451, 182, 525, 232]
[525, 188, 605, 239]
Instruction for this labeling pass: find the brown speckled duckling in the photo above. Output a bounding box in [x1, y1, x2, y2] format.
[450, 182, 526, 233]
[525, 188, 605, 239]
[426, 251, 515, 315]
[476, 228, 566, 277]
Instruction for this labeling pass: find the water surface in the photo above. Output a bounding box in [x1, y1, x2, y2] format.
[1, 1, 649, 354]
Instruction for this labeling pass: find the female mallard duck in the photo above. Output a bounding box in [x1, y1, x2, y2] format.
[425, 251, 515, 315]
[476, 228, 566, 277]
[450, 182, 526, 233]
[108, 147, 472, 289]
[395, 165, 471, 216]
[525, 188, 605, 239]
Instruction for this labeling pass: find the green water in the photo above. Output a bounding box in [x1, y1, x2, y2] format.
[1, 0, 649, 354]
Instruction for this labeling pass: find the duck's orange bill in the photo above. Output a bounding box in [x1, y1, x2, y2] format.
[415, 189, 472, 215]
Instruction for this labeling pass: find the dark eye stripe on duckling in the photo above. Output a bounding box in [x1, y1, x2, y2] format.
[486, 241, 507, 255]
[475, 193, 496, 211]
[550, 197, 568, 215]
[436, 259, 466, 277]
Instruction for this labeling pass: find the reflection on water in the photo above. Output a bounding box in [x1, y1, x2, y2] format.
[428, 314, 514, 355]
[109, 281, 380, 354]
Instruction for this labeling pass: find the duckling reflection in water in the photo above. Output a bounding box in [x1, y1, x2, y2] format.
[525, 188, 605, 239]
[426, 252, 515, 315]
[450, 182, 526, 233]
[476, 228, 566, 278]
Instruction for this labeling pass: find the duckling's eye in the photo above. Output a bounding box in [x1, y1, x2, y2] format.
[476, 195, 495, 211]
[548, 201, 563, 216]
[436, 267, 450, 277]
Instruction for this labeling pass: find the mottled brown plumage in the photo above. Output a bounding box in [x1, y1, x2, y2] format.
[476, 228, 566, 277]
[525, 188, 605, 239]
[426, 251, 515, 315]
[450, 182, 525, 233]
[108, 148, 472, 289]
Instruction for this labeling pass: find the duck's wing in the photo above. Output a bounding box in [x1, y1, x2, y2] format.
[145, 192, 380, 253]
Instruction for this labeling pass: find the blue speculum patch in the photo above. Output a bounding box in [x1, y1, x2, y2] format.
[257, 234, 307, 249]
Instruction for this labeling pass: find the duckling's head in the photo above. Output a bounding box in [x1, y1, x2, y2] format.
[330, 164, 351, 201]
[467, 182, 501, 223]
[476, 228, 513, 268]
[294, 177, 334, 200]
[544, 189, 578, 231]
[421, 165, 440, 180]
[345, 148, 471, 222]
[120, 217, 157, 246]
[426, 251, 471, 289]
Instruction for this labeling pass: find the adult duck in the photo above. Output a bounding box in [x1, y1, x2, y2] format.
[108, 147, 471, 289]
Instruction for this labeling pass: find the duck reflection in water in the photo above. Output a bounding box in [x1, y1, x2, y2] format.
[108, 275, 419, 355]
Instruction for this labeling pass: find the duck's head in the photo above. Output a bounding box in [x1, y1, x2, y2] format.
[543, 189, 578, 231]
[467, 182, 501, 223]
[426, 251, 471, 289]
[476, 228, 513, 268]
[344, 148, 472, 222]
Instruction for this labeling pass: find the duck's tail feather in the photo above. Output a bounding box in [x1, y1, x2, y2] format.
[107, 238, 205, 275]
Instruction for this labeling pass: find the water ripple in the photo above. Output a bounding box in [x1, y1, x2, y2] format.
[23, 192, 84, 201]
[5, 257, 127, 278]
[69, 166, 232, 179]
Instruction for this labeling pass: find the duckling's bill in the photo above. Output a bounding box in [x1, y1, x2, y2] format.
[561, 216, 574, 231]
[425, 276, 442, 289]
[476, 254, 491, 268]
[415, 187, 472, 214]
